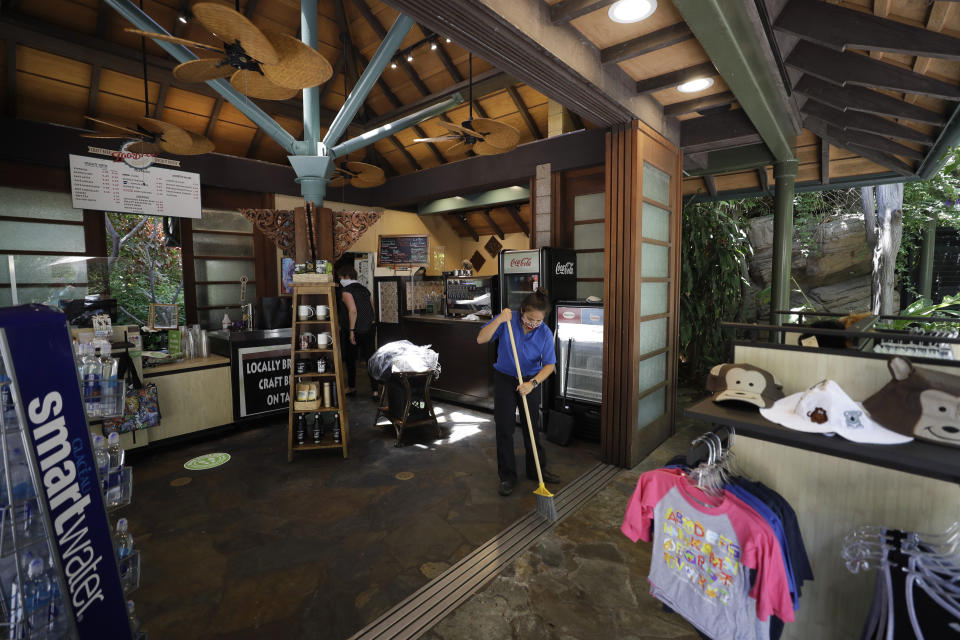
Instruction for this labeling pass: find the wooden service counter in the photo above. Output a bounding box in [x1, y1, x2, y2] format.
[686, 345, 960, 640]
[399, 314, 496, 410]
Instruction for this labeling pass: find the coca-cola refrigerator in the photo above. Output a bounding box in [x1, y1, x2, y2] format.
[497, 248, 577, 326]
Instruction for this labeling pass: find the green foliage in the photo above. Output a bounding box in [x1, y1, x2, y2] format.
[875, 293, 960, 331]
[105, 214, 184, 326]
[679, 200, 752, 382]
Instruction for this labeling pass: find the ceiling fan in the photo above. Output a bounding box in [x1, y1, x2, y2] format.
[414, 54, 520, 155]
[125, 2, 332, 101]
[329, 162, 386, 188]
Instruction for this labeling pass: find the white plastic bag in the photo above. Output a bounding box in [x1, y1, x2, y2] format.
[368, 340, 441, 382]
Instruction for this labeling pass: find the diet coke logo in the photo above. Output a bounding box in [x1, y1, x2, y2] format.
[555, 261, 575, 276]
[510, 257, 533, 268]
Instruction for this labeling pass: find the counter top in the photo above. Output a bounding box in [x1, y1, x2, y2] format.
[143, 355, 230, 377]
[686, 397, 960, 485]
[207, 328, 292, 342]
[401, 314, 491, 325]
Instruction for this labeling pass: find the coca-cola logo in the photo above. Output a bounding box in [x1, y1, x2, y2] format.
[509, 257, 533, 268]
[555, 261, 575, 275]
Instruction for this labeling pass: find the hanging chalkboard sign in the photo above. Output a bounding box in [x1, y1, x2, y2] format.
[378, 234, 429, 266]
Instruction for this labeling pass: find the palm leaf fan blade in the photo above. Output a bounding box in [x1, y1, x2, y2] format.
[261, 33, 333, 90]
[230, 70, 299, 101]
[191, 2, 279, 64]
[174, 58, 234, 83]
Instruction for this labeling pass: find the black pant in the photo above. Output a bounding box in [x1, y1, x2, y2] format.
[494, 369, 546, 484]
[342, 329, 375, 389]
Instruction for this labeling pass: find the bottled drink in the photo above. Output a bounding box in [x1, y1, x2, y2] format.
[93, 435, 109, 493]
[23, 558, 51, 633]
[333, 415, 341, 444]
[127, 600, 140, 634]
[99, 350, 119, 416]
[107, 432, 125, 470]
[312, 413, 321, 444]
[296, 414, 306, 445]
[0, 373, 15, 427]
[81, 348, 102, 417]
[105, 432, 124, 507]
[46, 555, 61, 632]
[7, 441, 34, 502]
[115, 518, 134, 560]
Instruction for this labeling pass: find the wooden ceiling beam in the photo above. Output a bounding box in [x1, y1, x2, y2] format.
[703, 175, 718, 197]
[804, 117, 914, 176]
[5, 40, 16, 119]
[663, 91, 735, 117]
[244, 0, 259, 18]
[451, 213, 478, 241]
[506, 204, 529, 237]
[351, 0, 433, 98]
[506, 85, 541, 139]
[86, 65, 101, 118]
[549, 0, 616, 25]
[907, 2, 953, 105]
[600, 23, 692, 66]
[775, 0, 960, 60]
[794, 74, 945, 126]
[317, 54, 344, 109]
[424, 29, 464, 83]
[153, 81, 168, 118]
[635, 62, 716, 94]
[806, 116, 925, 160]
[246, 127, 265, 158]
[786, 40, 960, 100]
[801, 99, 933, 144]
[205, 97, 223, 139]
[482, 208, 505, 239]
[757, 167, 769, 192]
[820, 137, 830, 185]
[388, 135, 422, 171]
[172, 0, 191, 38]
[680, 110, 762, 154]
[365, 146, 398, 178]
[569, 110, 584, 130]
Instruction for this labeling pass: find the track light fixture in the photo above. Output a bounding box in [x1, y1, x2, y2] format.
[388, 34, 451, 70]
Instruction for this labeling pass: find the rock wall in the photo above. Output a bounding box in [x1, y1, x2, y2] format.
[741, 213, 898, 320]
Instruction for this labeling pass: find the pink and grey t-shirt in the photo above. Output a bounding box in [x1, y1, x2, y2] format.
[621, 469, 794, 640]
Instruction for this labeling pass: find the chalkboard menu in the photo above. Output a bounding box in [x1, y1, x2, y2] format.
[378, 234, 429, 266]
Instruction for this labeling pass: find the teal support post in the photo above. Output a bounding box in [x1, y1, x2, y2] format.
[300, 0, 320, 157]
[771, 159, 798, 327]
[331, 95, 464, 158]
[918, 218, 937, 300]
[104, 0, 298, 154]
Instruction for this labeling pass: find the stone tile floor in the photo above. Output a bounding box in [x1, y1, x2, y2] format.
[124, 373, 602, 640]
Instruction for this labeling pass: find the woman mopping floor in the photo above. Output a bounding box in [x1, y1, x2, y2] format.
[476, 289, 561, 497]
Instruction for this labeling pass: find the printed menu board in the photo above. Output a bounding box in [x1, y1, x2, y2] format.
[69, 154, 201, 218]
[377, 234, 429, 266]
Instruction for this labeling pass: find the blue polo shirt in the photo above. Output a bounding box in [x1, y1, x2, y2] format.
[485, 313, 556, 378]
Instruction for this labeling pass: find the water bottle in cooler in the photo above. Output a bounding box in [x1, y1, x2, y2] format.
[23, 558, 51, 634]
[81, 347, 102, 416]
[127, 600, 140, 634]
[115, 518, 134, 559]
[93, 434, 110, 492]
[99, 350, 119, 416]
[105, 432, 125, 507]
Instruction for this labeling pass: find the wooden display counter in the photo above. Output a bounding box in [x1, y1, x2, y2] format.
[686, 344, 960, 640]
[142, 355, 233, 442]
[399, 314, 496, 410]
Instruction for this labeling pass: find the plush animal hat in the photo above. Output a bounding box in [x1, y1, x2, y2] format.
[706, 363, 784, 409]
[863, 357, 960, 448]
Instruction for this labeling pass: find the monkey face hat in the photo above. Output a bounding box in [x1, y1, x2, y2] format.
[863, 357, 960, 448]
[706, 363, 784, 409]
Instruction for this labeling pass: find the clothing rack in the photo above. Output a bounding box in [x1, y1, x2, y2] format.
[684, 425, 732, 468]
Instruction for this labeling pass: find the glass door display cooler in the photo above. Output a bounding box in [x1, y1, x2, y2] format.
[555, 301, 604, 405]
[497, 248, 577, 326]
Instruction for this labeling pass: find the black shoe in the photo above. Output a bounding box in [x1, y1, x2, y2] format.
[528, 470, 561, 484]
[498, 481, 514, 496]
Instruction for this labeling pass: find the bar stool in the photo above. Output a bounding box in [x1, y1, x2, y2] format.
[372, 371, 441, 447]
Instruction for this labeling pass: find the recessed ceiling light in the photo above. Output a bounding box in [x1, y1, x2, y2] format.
[445, 38, 451, 44]
[390, 61, 397, 69]
[407, 54, 414, 62]
[677, 77, 714, 93]
[608, 0, 657, 24]
[178, 15, 188, 24]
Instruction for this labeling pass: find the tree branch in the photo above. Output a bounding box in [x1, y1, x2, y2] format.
[170, 280, 184, 305]
[861, 186, 878, 249]
[117, 304, 144, 325]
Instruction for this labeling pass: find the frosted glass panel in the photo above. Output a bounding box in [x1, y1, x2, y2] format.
[640, 282, 668, 316]
[637, 317, 667, 354]
[573, 223, 605, 248]
[16, 286, 89, 306]
[193, 232, 254, 257]
[197, 283, 256, 307]
[577, 281, 604, 299]
[0, 290, 10, 306]
[573, 193, 605, 221]
[640, 243, 669, 278]
[0, 188, 81, 221]
[10, 255, 88, 284]
[576, 252, 604, 278]
[199, 308, 232, 330]
[637, 387, 666, 429]
[637, 353, 666, 394]
[642, 203, 670, 242]
[194, 258, 255, 282]
[0, 222, 85, 252]
[194, 209, 253, 232]
[643, 163, 671, 206]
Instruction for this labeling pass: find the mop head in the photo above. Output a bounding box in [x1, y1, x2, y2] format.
[534, 484, 557, 522]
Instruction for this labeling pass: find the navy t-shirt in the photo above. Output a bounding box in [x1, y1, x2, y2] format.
[484, 312, 556, 378]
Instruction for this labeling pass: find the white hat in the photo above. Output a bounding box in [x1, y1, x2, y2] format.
[760, 380, 913, 445]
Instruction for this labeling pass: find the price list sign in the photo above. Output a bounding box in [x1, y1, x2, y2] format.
[69, 154, 201, 218]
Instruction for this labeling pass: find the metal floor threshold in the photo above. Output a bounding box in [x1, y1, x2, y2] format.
[348, 462, 623, 640]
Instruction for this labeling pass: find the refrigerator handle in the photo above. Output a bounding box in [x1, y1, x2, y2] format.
[563, 337, 573, 403]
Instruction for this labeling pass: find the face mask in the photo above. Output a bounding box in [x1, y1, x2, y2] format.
[522, 317, 543, 330]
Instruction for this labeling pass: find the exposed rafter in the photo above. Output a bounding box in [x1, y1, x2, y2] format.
[247, 127, 265, 158]
[86, 65, 101, 118]
[482, 209, 505, 239]
[663, 91, 735, 117]
[703, 175, 718, 197]
[388, 135, 422, 172]
[425, 29, 464, 83]
[758, 167, 769, 192]
[506, 205, 529, 237]
[152, 82, 167, 118]
[794, 75, 945, 126]
[244, 0, 259, 18]
[205, 97, 223, 139]
[549, 0, 616, 24]
[682, 144, 773, 177]
[171, 0, 189, 37]
[317, 53, 344, 109]
[775, 0, 960, 60]
[506, 85, 541, 139]
[804, 118, 913, 176]
[805, 115, 923, 160]
[820, 137, 830, 185]
[600, 23, 692, 66]
[635, 62, 717, 95]
[801, 100, 933, 144]
[450, 213, 478, 240]
[680, 110, 762, 154]
[786, 40, 960, 100]
[907, 2, 953, 105]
